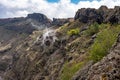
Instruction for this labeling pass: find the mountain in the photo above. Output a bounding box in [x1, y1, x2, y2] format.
[0, 6, 120, 80]
[0, 13, 52, 34]
[0, 13, 52, 79]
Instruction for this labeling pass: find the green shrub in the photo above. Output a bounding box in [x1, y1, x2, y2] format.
[90, 25, 120, 62]
[86, 23, 99, 36]
[99, 23, 110, 31]
[67, 28, 80, 36]
[61, 61, 84, 80]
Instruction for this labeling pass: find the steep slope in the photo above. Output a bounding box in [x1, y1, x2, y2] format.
[3, 22, 120, 80]
[1, 6, 120, 80]
[3, 29, 67, 80]
[0, 13, 53, 79]
[0, 26, 29, 80]
[72, 34, 120, 80]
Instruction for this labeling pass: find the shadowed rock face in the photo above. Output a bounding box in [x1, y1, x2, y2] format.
[27, 13, 52, 26]
[27, 13, 48, 22]
[52, 18, 74, 26]
[75, 6, 120, 24]
[75, 8, 103, 24]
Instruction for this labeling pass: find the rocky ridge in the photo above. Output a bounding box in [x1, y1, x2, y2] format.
[75, 6, 120, 24]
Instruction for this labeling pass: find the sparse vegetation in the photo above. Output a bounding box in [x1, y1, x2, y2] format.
[89, 24, 120, 62]
[67, 28, 80, 36]
[59, 24, 120, 80]
[85, 22, 99, 36]
[61, 61, 84, 80]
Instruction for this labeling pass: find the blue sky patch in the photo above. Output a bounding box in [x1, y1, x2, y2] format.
[47, 0, 59, 3]
[47, 0, 101, 4]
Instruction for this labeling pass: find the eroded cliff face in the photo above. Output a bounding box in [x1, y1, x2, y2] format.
[0, 13, 53, 80]
[75, 6, 120, 24]
[3, 28, 67, 80]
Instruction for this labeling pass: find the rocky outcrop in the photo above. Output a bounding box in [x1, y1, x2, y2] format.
[27, 13, 52, 26]
[75, 6, 120, 24]
[72, 34, 120, 80]
[52, 18, 74, 26]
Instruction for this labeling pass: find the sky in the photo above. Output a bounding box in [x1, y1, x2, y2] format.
[0, 0, 120, 19]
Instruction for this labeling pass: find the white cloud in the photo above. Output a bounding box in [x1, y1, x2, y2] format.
[0, 0, 119, 19]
